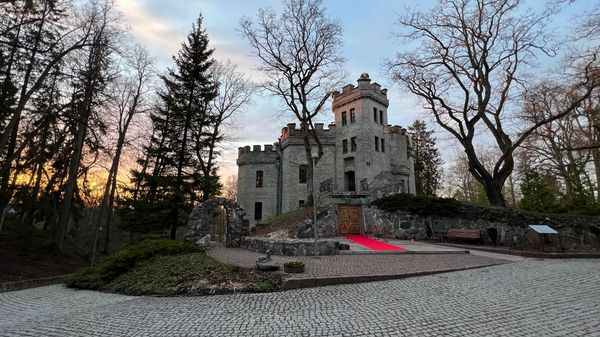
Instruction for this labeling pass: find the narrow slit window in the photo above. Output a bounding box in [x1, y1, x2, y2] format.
[255, 170, 263, 188]
[299, 165, 307, 183]
[381, 138, 385, 153]
[375, 136, 379, 151]
[379, 110, 384, 125]
[350, 108, 356, 123]
[341, 111, 347, 126]
[342, 139, 348, 154]
[373, 107, 378, 122]
[351, 137, 357, 152]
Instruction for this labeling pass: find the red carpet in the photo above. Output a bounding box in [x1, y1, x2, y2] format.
[342, 234, 407, 251]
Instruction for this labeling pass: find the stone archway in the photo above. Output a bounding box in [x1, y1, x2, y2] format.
[185, 198, 250, 247]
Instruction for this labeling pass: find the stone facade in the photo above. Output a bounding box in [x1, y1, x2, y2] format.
[237, 74, 416, 228]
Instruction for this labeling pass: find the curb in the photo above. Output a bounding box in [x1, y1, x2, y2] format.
[339, 249, 470, 255]
[282, 263, 502, 290]
[0, 274, 73, 293]
[434, 243, 600, 259]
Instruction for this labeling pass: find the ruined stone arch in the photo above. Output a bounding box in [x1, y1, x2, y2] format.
[185, 197, 250, 247]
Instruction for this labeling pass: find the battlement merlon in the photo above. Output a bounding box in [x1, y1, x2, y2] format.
[331, 73, 389, 109]
[279, 122, 337, 143]
[237, 143, 280, 165]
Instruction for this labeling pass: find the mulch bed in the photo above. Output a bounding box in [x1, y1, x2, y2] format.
[0, 245, 88, 283]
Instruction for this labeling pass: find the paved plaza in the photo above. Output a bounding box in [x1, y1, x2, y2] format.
[1, 259, 599, 336]
[207, 242, 506, 281]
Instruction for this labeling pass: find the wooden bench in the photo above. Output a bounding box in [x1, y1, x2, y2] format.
[445, 228, 481, 242]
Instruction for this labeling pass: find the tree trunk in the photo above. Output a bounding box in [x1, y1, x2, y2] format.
[55, 36, 104, 252]
[482, 180, 507, 208]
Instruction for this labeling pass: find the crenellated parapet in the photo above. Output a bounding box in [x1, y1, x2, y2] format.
[331, 73, 389, 109]
[237, 143, 280, 165]
[389, 125, 408, 136]
[279, 122, 337, 147]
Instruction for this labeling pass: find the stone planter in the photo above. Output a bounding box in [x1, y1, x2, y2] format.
[284, 262, 305, 273]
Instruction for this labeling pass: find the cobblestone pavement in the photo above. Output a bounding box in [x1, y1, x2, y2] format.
[1, 259, 599, 336]
[207, 243, 507, 278]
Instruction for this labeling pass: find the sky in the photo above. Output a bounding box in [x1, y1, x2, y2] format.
[112, 0, 592, 181]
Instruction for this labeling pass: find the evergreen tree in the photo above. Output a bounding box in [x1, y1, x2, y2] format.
[121, 14, 218, 239]
[409, 120, 443, 196]
[518, 169, 557, 212]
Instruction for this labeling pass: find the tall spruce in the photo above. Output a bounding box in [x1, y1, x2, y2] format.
[123, 15, 217, 239]
[518, 169, 557, 212]
[409, 120, 443, 196]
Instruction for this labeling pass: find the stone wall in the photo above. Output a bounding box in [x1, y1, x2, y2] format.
[363, 205, 600, 252]
[241, 236, 340, 256]
[186, 198, 250, 248]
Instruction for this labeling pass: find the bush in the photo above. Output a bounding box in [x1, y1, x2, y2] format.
[68, 239, 202, 289]
[66, 267, 103, 290]
[373, 193, 461, 217]
[105, 253, 234, 295]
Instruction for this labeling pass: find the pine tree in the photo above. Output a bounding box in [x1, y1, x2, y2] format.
[409, 120, 443, 196]
[518, 169, 557, 212]
[121, 14, 218, 239]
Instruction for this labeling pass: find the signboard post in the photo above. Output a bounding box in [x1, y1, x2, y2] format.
[528, 225, 560, 252]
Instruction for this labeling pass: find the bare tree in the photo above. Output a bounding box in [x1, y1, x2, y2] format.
[55, 0, 121, 252]
[194, 60, 255, 201]
[520, 82, 597, 205]
[91, 44, 154, 261]
[387, 0, 599, 207]
[222, 175, 237, 200]
[240, 0, 345, 205]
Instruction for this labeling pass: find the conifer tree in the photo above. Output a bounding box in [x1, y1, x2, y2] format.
[409, 120, 443, 196]
[518, 169, 557, 212]
[122, 14, 218, 239]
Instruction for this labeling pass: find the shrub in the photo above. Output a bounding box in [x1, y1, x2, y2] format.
[105, 253, 233, 295]
[68, 239, 202, 289]
[66, 267, 103, 290]
[373, 193, 461, 217]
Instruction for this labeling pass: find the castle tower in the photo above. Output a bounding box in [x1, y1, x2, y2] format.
[331, 73, 391, 192]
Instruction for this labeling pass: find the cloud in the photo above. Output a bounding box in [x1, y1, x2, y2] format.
[114, 0, 182, 64]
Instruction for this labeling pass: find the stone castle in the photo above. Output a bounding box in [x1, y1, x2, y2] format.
[237, 74, 416, 232]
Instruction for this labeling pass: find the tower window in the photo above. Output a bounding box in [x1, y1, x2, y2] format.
[255, 171, 263, 188]
[254, 202, 262, 220]
[350, 108, 356, 123]
[375, 136, 379, 152]
[379, 110, 384, 125]
[373, 107, 378, 122]
[381, 138, 385, 153]
[350, 137, 357, 152]
[342, 139, 348, 154]
[341, 111, 347, 126]
[299, 165, 307, 183]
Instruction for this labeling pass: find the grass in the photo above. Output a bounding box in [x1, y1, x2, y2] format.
[67, 239, 283, 295]
[254, 208, 313, 237]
